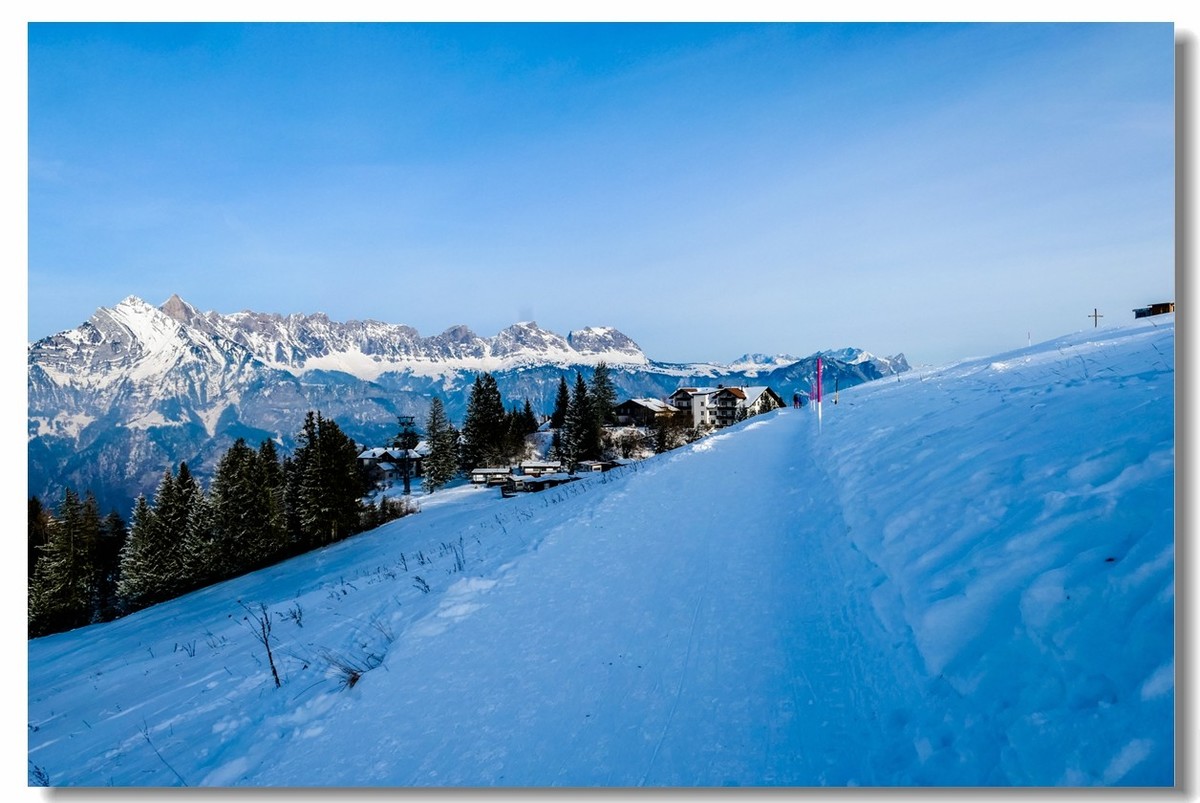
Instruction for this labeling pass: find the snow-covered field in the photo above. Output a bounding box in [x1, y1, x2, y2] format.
[26, 316, 1175, 788]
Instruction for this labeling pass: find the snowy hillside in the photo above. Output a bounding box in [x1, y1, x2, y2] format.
[26, 316, 1174, 787]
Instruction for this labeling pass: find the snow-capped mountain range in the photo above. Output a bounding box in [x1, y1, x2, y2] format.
[152, 294, 651, 379]
[28, 295, 909, 511]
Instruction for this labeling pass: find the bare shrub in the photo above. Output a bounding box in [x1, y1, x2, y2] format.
[379, 496, 421, 523]
[238, 601, 281, 689]
[320, 648, 382, 691]
[369, 614, 395, 644]
[276, 602, 303, 628]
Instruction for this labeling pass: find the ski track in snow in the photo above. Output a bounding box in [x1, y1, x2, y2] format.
[27, 318, 1175, 787]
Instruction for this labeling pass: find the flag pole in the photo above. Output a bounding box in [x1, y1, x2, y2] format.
[815, 356, 823, 430]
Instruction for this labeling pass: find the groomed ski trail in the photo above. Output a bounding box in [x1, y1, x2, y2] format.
[248, 409, 940, 786]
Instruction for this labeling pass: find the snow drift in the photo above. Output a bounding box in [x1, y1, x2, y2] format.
[27, 316, 1174, 787]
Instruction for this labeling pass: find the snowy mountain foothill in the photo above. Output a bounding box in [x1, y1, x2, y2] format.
[27, 295, 909, 512]
[26, 315, 1174, 788]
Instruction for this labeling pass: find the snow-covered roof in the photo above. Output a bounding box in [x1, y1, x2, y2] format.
[706, 386, 780, 406]
[361, 447, 421, 461]
[619, 398, 675, 413]
[670, 387, 721, 399]
[739, 386, 771, 404]
[522, 472, 579, 484]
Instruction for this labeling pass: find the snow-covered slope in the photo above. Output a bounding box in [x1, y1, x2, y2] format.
[27, 315, 1173, 787]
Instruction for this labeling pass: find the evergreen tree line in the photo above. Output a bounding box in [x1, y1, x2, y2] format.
[29, 410, 378, 638]
[27, 491, 126, 637]
[455, 373, 541, 473]
[418, 365, 620, 487]
[549, 362, 617, 471]
[30, 369, 628, 637]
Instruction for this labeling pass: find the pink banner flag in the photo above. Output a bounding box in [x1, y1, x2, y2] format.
[815, 357, 823, 404]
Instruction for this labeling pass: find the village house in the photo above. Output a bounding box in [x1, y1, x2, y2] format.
[469, 460, 565, 485]
[613, 397, 678, 427]
[357, 446, 423, 484]
[668, 385, 785, 429]
[1134, 302, 1174, 318]
[501, 472, 581, 497]
[519, 460, 563, 477]
[712, 386, 786, 427]
[469, 467, 513, 486]
[667, 387, 722, 428]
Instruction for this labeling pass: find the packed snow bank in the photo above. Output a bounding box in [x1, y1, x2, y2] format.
[27, 317, 1174, 787]
[814, 317, 1174, 785]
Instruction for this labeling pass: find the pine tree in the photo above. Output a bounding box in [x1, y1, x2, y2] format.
[29, 489, 99, 636]
[256, 439, 288, 562]
[94, 510, 127, 623]
[166, 463, 202, 592]
[590, 362, 617, 428]
[317, 414, 367, 543]
[282, 454, 302, 554]
[654, 415, 671, 454]
[79, 492, 103, 614]
[445, 423, 461, 467]
[28, 496, 51, 582]
[209, 438, 263, 577]
[579, 373, 603, 461]
[460, 373, 507, 469]
[291, 411, 325, 550]
[289, 412, 366, 548]
[117, 465, 196, 610]
[521, 399, 539, 436]
[181, 488, 217, 589]
[116, 494, 158, 611]
[561, 372, 598, 471]
[423, 397, 459, 493]
[550, 376, 570, 430]
[503, 405, 525, 463]
[590, 362, 618, 459]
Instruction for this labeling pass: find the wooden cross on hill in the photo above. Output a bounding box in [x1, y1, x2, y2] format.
[1089, 308, 1103, 328]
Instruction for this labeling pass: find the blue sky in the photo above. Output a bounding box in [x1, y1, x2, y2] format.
[27, 21, 1175, 365]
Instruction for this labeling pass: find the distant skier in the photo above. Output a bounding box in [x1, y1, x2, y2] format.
[792, 393, 801, 409]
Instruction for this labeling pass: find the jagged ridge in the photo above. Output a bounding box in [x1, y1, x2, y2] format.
[152, 294, 651, 379]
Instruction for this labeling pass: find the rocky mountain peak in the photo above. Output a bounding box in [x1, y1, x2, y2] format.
[159, 294, 199, 325]
[491, 321, 570, 358]
[567, 326, 645, 358]
[439, 324, 478, 343]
